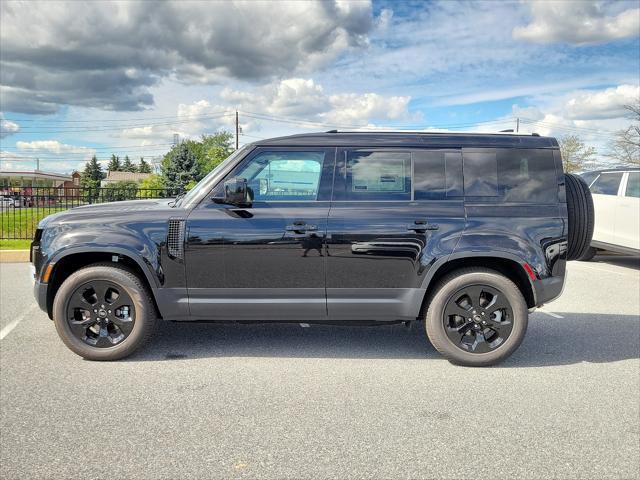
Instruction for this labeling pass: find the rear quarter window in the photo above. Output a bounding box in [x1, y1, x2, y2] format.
[498, 149, 557, 203]
[463, 148, 557, 203]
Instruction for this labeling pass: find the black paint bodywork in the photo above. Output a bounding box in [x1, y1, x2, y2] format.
[32, 132, 567, 322]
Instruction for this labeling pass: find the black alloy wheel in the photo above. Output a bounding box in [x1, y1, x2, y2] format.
[443, 285, 513, 354]
[425, 267, 528, 366]
[66, 280, 136, 347]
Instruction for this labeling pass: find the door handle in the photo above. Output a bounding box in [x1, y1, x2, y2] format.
[407, 221, 439, 232]
[286, 223, 318, 234]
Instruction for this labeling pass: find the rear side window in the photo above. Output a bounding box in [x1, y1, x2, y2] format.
[345, 151, 411, 201]
[413, 150, 463, 199]
[463, 151, 498, 197]
[498, 149, 557, 203]
[590, 172, 623, 196]
[625, 172, 640, 198]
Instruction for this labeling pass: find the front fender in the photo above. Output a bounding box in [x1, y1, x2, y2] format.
[40, 223, 166, 288]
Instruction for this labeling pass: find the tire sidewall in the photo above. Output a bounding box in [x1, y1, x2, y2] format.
[426, 271, 528, 366]
[53, 266, 152, 361]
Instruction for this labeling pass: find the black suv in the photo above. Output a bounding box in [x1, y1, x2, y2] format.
[31, 132, 594, 366]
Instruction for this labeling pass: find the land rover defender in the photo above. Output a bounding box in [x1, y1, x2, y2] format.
[31, 132, 594, 366]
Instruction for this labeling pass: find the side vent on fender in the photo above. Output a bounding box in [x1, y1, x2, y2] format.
[167, 219, 186, 260]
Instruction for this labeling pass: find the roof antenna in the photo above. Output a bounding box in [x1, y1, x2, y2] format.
[325, 129, 338, 133]
[499, 129, 514, 133]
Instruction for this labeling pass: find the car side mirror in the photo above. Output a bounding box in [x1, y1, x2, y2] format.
[215, 177, 251, 207]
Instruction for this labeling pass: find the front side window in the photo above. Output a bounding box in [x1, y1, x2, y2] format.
[345, 151, 411, 201]
[233, 151, 325, 201]
[625, 172, 640, 198]
[590, 172, 623, 196]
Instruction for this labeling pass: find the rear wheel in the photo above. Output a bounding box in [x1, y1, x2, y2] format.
[53, 264, 157, 360]
[425, 268, 528, 366]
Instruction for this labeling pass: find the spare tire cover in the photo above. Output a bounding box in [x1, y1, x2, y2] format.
[565, 173, 595, 261]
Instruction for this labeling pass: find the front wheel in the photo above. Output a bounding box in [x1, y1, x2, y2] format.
[425, 268, 528, 366]
[53, 264, 157, 361]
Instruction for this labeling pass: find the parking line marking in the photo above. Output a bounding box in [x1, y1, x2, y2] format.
[0, 305, 36, 340]
[539, 309, 564, 319]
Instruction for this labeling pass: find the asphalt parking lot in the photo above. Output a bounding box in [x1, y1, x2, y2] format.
[1, 257, 639, 479]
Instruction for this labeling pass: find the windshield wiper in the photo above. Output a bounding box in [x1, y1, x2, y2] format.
[170, 192, 186, 207]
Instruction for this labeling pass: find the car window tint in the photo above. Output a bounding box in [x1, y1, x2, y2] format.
[414, 150, 446, 200]
[346, 151, 411, 201]
[590, 172, 623, 196]
[463, 151, 498, 196]
[234, 151, 325, 201]
[498, 149, 557, 203]
[625, 172, 640, 198]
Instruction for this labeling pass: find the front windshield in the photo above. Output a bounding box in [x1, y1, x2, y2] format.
[177, 145, 250, 207]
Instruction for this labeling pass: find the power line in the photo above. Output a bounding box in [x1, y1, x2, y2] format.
[4, 110, 233, 123]
[241, 110, 515, 130]
[0, 142, 173, 151]
[1, 113, 234, 134]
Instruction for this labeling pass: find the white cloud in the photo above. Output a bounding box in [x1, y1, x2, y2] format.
[0, 114, 19, 138]
[16, 140, 96, 156]
[0, 0, 376, 113]
[221, 78, 416, 127]
[564, 84, 639, 120]
[513, 1, 640, 45]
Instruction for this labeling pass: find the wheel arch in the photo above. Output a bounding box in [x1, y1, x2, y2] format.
[420, 253, 536, 316]
[46, 248, 161, 320]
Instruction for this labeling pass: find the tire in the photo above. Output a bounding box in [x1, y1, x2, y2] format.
[52, 263, 158, 361]
[565, 173, 595, 261]
[425, 268, 528, 367]
[578, 246, 597, 261]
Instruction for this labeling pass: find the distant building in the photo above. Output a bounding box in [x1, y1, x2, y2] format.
[0, 169, 72, 194]
[101, 171, 153, 186]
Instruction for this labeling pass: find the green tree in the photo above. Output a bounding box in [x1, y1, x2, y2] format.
[81, 155, 105, 189]
[559, 135, 597, 173]
[81, 155, 105, 202]
[196, 132, 234, 174]
[122, 155, 137, 172]
[103, 180, 139, 202]
[107, 154, 121, 172]
[161, 142, 199, 191]
[138, 174, 166, 198]
[138, 157, 152, 174]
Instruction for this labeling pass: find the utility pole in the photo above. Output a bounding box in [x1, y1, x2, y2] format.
[235, 110, 239, 150]
[516, 118, 520, 133]
[35, 158, 40, 171]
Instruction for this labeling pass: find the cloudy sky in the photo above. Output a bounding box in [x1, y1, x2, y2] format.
[0, 0, 638, 173]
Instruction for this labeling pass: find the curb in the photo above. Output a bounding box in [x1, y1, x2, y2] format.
[0, 250, 30, 263]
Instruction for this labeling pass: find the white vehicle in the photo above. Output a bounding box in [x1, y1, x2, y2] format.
[580, 168, 640, 260]
[0, 196, 14, 209]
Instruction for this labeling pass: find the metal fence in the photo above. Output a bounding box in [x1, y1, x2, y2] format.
[0, 186, 182, 240]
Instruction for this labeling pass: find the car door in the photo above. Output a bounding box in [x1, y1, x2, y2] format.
[325, 148, 466, 321]
[589, 171, 624, 245]
[614, 171, 640, 250]
[185, 147, 335, 320]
